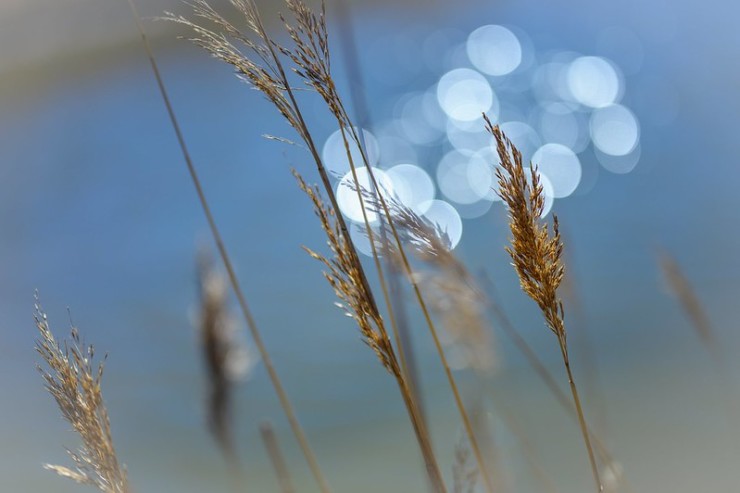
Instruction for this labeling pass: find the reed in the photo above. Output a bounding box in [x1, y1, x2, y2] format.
[277, 4, 496, 486]
[34, 295, 130, 493]
[359, 185, 562, 493]
[169, 1, 492, 490]
[486, 116, 603, 492]
[294, 170, 447, 492]
[277, 0, 413, 402]
[125, 2, 331, 491]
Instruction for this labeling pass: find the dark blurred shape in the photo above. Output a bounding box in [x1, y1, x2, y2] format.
[197, 251, 240, 467]
[259, 421, 296, 493]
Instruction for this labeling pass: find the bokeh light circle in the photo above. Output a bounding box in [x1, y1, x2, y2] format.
[567, 56, 622, 108]
[590, 104, 640, 156]
[419, 199, 464, 249]
[322, 128, 380, 176]
[437, 150, 492, 204]
[498, 121, 541, 160]
[437, 68, 494, 122]
[595, 143, 641, 174]
[336, 167, 394, 223]
[350, 222, 377, 258]
[466, 25, 522, 76]
[532, 143, 582, 198]
[385, 164, 435, 214]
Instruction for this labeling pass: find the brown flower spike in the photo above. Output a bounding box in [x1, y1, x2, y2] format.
[485, 114, 604, 492]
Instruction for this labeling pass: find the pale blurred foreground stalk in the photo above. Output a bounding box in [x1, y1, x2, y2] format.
[34, 295, 130, 493]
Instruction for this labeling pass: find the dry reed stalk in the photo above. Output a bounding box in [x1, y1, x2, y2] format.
[125, 2, 331, 492]
[170, 1, 489, 488]
[659, 250, 739, 419]
[167, 1, 481, 489]
[479, 273, 632, 492]
[560, 259, 609, 437]
[361, 188, 564, 492]
[260, 421, 296, 493]
[276, 0, 414, 401]
[277, 5, 496, 484]
[164, 1, 396, 398]
[294, 170, 447, 492]
[34, 295, 130, 493]
[356, 186, 497, 376]
[487, 115, 603, 492]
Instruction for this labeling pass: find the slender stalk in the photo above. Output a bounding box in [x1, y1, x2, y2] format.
[490, 394, 561, 493]
[170, 3, 445, 487]
[336, 123, 410, 384]
[395, 373, 447, 492]
[260, 422, 296, 493]
[251, 4, 385, 335]
[560, 343, 603, 491]
[270, 7, 484, 479]
[489, 117, 602, 492]
[480, 274, 611, 461]
[124, 3, 331, 492]
[481, 272, 636, 493]
[344, 119, 495, 493]
[562, 263, 609, 435]
[259, 4, 443, 483]
[296, 173, 447, 493]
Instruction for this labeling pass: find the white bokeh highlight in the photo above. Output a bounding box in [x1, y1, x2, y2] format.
[466, 25, 522, 76]
[437, 68, 495, 122]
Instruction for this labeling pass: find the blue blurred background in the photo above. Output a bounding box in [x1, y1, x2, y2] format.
[2, 0, 740, 491]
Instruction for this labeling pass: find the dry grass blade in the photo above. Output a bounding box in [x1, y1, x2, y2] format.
[331, 0, 427, 431]
[359, 188, 496, 375]
[486, 115, 603, 492]
[279, 0, 415, 407]
[361, 189, 566, 491]
[480, 273, 633, 493]
[172, 1, 483, 489]
[294, 170, 447, 493]
[34, 295, 130, 493]
[125, 2, 331, 491]
[295, 171, 397, 373]
[167, 0, 384, 362]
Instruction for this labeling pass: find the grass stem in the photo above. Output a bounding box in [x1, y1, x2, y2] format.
[124, 2, 330, 491]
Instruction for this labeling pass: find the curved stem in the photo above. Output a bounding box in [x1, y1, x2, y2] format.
[125, 3, 330, 492]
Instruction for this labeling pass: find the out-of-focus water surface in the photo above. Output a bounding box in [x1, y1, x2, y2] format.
[2, 0, 740, 491]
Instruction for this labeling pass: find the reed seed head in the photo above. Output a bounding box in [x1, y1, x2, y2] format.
[34, 294, 129, 493]
[357, 187, 497, 374]
[486, 115, 566, 340]
[293, 170, 400, 377]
